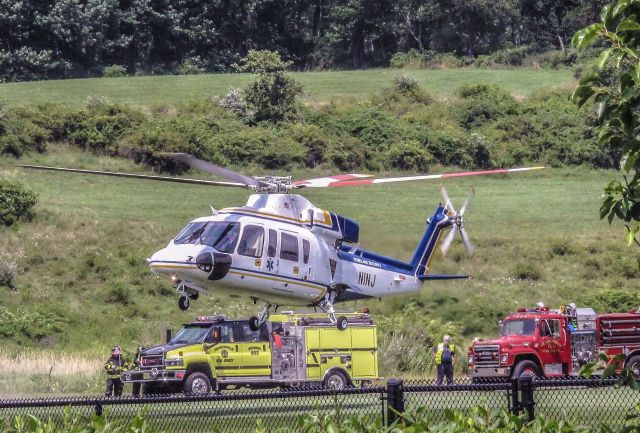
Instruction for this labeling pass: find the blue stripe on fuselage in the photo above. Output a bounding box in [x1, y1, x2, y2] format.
[149, 260, 328, 289]
[337, 248, 414, 275]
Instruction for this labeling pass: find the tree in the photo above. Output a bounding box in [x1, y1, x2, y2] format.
[572, 0, 640, 260]
[239, 50, 302, 122]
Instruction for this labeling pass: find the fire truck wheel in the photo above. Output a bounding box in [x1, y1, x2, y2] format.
[183, 372, 211, 394]
[249, 316, 260, 331]
[626, 355, 640, 378]
[512, 360, 540, 379]
[323, 370, 349, 389]
[336, 316, 348, 331]
[178, 295, 190, 311]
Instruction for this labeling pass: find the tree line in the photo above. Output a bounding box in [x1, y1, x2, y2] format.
[0, 0, 607, 81]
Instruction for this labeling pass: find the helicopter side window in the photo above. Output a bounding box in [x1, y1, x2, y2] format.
[201, 222, 240, 253]
[174, 222, 207, 244]
[280, 232, 299, 262]
[267, 229, 277, 257]
[302, 239, 310, 264]
[238, 225, 265, 258]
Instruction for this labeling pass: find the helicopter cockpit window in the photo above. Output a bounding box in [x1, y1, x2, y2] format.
[303, 239, 310, 264]
[173, 222, 240, 253]
[238, 225, 265, 258]
[201, 222, 240, 253]
[280, 232, 299, 262]
[174, 222, 208, 244]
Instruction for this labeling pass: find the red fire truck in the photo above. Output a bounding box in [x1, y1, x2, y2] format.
[467, 304, 640, 379]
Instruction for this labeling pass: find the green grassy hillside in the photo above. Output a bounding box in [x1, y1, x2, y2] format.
[0, 68, 574, 107]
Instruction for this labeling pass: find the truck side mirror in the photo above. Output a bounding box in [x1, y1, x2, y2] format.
[166, 328, 172, 343]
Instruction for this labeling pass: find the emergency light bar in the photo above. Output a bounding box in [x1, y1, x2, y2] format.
[196, 315, 226, 322]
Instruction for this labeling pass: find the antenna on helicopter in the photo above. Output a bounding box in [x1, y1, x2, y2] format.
[439, 185, 475, 256]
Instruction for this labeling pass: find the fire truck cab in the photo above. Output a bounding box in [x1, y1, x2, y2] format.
[468, 304, 640, 379]
[122, 311, 379, 394]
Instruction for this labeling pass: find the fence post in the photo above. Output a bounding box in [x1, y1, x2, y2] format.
[518, 375, 535, 422]
[94, 401, 103, 417]
[510, 377, 520, 415]
[386, 378, 405, 426]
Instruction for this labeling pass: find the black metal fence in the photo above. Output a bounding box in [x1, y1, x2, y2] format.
[0, 378, 638, 432]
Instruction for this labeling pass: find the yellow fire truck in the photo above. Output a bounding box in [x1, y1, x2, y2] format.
[121, 311, 378, 394]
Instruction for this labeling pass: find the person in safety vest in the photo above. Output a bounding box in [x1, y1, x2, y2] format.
[128, 347, 142, 397]
[104, 345, 125, 396]
[435, 335, 455, 385]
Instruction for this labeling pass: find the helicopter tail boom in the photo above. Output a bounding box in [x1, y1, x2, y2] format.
[410, 206, 452, 278]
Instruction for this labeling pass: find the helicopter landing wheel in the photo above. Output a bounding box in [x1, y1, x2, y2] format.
[178, 295, 190, 311]
[188, 292, 200, 300]
[249, 316, 260, 331]
[336, 316, 348, 331]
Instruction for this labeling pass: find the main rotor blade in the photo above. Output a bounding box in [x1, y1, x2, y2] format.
[294, 174, 374, 188]
[440, 227, 458, 255]
[16, 164, 248, 188]
[161, 153, 266, 188]
[460, 227, 475, 256]
[459, 188, 476, 215]
[314, 166, 545, 187]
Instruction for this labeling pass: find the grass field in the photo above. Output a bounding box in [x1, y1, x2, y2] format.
[0, 68, 574, 107]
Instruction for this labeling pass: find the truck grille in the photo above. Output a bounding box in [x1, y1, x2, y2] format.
[473, 345, 500, 367]
[140, 355, 163, 368]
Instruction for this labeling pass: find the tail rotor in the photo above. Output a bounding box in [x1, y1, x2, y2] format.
[439, 186, 475, 256]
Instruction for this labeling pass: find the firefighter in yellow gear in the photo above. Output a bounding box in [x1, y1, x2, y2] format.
[104, 346, 125, 396]
[434, 335, 455, 385]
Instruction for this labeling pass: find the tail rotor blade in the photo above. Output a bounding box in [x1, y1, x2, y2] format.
[460, 227, 475, 256]
[440, 185, 455, 213]
[440, 227, 458, 255]
[459, 188, 475, 215]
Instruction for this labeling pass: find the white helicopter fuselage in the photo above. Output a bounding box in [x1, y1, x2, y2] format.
[148, 193, 437, 307]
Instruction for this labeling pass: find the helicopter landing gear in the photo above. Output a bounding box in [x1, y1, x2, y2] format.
[318, 292, 348, 330]
[249, 303, 274, 331]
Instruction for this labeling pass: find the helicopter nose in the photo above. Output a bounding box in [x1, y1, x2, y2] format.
[196, 252, 232, 280]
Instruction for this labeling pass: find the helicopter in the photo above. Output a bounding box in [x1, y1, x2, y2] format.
[18, 155, 544, 330]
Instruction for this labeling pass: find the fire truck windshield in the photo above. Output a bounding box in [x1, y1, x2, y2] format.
[501, 319, 536, 336]
[169, 325, 210, 344]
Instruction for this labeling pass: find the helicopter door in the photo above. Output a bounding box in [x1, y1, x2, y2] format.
[301, 238, 313, 281]
[265, 229, 279, 275]
[236, 224, 267, 275]
[278, 231, 301, 291]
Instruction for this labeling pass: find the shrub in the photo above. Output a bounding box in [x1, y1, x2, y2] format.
[239, 50, 302, 122]
[391, 75, 432, 105]
[106, 283, 134, 305]
[512, 263, 542, 281]
[389, 49, 424, 68]
[467, 132, 494, 168]
[0, 305, 68, 342]
[454, 83, 520, 128]
[214, 88, 253, 120]
[388, 141, 432, 171]
[102, 65, 127, 78]
[427, 132, 473, 167]
[584, 289, 640, 313]
[71, 101, 146, 155]
[118, 115, 223, 170]
[0, 179, 38, 226]
[287, 123, 330, 167]
[0, 265, 14, 289]
[175, 56, 206, 75]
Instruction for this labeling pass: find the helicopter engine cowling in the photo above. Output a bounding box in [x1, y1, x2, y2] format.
[196, 252, 232, 280]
